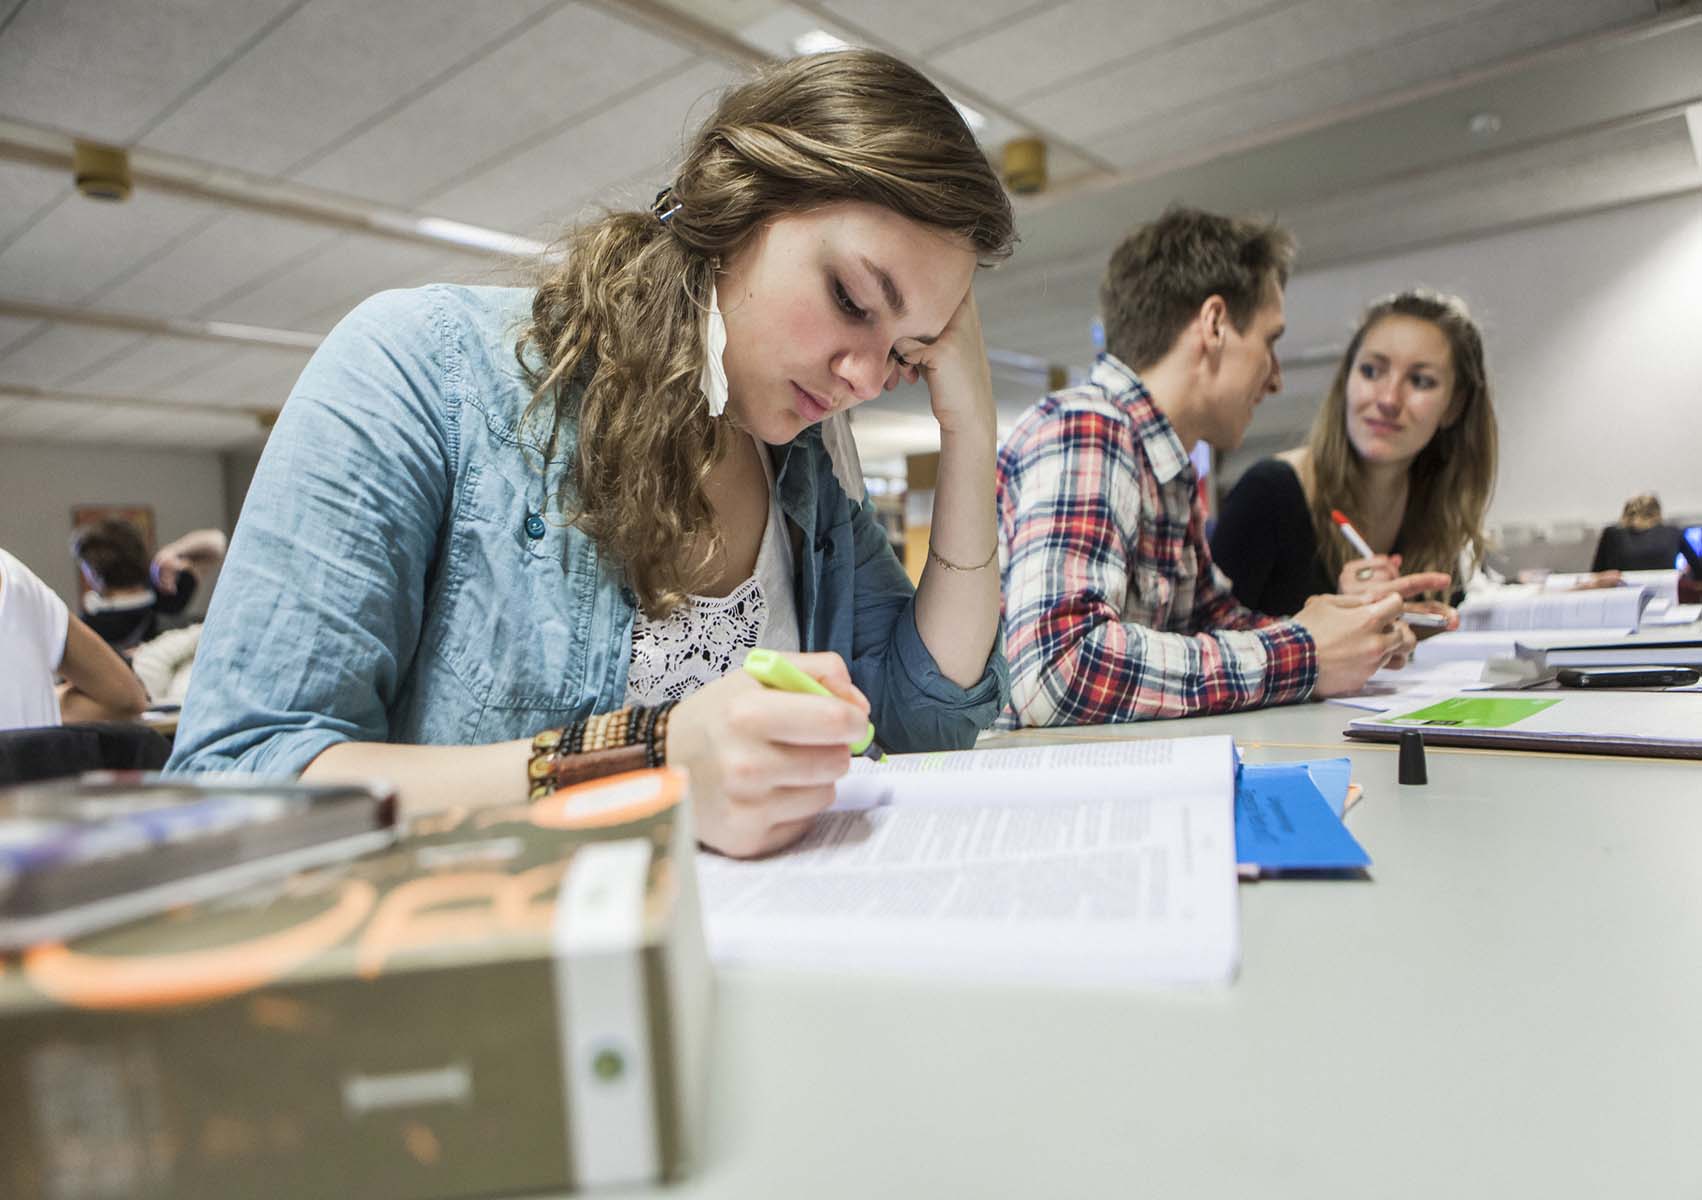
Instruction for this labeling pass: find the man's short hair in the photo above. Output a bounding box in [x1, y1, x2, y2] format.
[1098, 206, 1296, 372]
[72, 518, 151, 590]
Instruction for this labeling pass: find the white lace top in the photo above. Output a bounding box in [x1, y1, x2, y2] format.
[624, 439, 799, 706]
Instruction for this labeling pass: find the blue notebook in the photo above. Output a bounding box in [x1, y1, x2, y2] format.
[1235, 758, 1370, 873]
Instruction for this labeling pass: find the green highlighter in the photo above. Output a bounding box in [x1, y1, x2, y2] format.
[742, 648, 885, 761]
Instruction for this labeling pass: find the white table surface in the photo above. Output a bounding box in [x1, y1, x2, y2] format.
[627, 701, 1702, 1198]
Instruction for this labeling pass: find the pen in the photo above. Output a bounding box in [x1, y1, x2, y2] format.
[742, 648, 885, 761]
[1329, 509, 1376, 560]
[1400, 610, 1449, 630]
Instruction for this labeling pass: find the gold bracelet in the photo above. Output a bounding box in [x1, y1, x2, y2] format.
[927, 541, 998, 572]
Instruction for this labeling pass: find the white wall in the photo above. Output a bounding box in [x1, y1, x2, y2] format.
[0, 441, 229, 609]
[1267, 191, 1702, 533]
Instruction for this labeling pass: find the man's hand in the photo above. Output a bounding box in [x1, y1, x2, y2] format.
[1293, 591, 1413, 697]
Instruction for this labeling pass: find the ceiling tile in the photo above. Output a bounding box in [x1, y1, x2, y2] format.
[169, 346, 313, 406]
[929, 0, 1282, 106]
[428, 59, 739, 232]
[0, 161, 71, 252]
[0, 324, 149, 388]
[0, 0, 301, 143]
[819, 0, 1050, 55]
[1288, 116, 1702, 265]
[139, 0, 558, 177]
[0, 188, 217, 306]
[290, 249, 485, 333]
[94, 210, 339, 318]
[0, 315, 44, 355]
[1022, 0, 1581, 146]
[1087, 0, 1655, 168]
[61, 338, 244, 395]
[295, 3, 693, 207]
[208, 234, 460, 330]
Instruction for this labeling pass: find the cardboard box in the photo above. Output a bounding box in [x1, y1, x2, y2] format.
[0, 768, 711, 1199]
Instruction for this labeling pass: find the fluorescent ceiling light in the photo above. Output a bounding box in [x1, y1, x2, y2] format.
[401, 216, 548, 257]
[952, 99, 987, 135]
[783, 28, 984, 137]
[792, 29, 852, 55]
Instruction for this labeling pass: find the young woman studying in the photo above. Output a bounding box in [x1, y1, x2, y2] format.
[167, 51, 1016, 859]
[1211, 290, 1498, 620]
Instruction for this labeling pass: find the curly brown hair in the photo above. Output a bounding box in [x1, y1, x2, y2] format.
[1306, 290, 1498, 590]
[517, 49, 1016, 616]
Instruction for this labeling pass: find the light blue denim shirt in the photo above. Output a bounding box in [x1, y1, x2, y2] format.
[168, 285, 1006, 777]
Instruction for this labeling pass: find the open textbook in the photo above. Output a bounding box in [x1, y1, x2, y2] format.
[695, 736, 1240, 987]
[1456, 582, 1656, 633]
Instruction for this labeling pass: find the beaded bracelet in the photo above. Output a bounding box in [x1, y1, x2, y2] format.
[526, 703, 675, 801]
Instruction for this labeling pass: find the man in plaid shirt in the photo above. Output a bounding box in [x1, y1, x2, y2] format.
[997, 208, 1412, 727]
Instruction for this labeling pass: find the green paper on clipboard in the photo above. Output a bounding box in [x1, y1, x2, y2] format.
[1376, 696, 1561, 729]
[1345, 691, 1702, 759]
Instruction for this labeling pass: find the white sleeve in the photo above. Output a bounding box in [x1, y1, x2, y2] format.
[0, 548, 70, 671]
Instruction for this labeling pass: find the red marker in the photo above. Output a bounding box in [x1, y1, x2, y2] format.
[1330, 509, 1375, 560]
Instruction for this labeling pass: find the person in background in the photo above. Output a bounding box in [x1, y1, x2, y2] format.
[1590, 493, 1702, 575]
[169, 50, 1015, 859]
[129, 623, 203, 706]
[1, 546, 147, 730]
[72, 520, 226, 651]
[1211, 290, 1498, 622]
[997, 207, 1413, 728]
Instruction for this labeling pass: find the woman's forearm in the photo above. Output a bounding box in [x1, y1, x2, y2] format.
[302, 738, 532, 822]
[57, 616, 148, 718]
[913, 421, 1001, 688]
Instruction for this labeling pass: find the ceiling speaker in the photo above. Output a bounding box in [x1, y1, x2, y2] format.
[1001, 137, 1047, 195]
[73, 140, 132, 202]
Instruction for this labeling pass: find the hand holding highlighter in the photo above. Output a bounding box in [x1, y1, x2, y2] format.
[743, 648, 885, 761]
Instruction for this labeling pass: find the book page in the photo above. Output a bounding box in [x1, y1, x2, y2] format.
[1457, 586, 1649, 632]
[1409, 628, 1572, 666]
[696, 736, 1240, 987]
[845, 735, 1189, 778]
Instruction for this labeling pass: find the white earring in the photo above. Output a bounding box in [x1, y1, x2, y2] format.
[700, 282, 728, 418]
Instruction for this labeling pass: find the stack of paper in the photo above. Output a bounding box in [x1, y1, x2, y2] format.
[1344, 691, 1702, 758]
[1456, 584, 1654, 633]
[1512, 628, 1702, 670]
[696, 736, 1242, 987]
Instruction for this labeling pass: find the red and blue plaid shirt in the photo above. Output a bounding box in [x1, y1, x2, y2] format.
[996, 354, 1317, 727]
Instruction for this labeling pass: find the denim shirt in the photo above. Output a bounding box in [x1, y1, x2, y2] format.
[168, 285, 1007, 778]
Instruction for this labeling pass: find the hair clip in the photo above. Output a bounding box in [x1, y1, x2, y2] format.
[651, 185, 683, 224]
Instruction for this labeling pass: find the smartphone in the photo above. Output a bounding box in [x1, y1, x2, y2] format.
[1400, 610, 1450, 630]
[1555, 666, 1700, 689]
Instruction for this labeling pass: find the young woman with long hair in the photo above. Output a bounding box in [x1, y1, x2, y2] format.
[1212, 290, 1498, 618]
[168, 50, 1016, 858]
